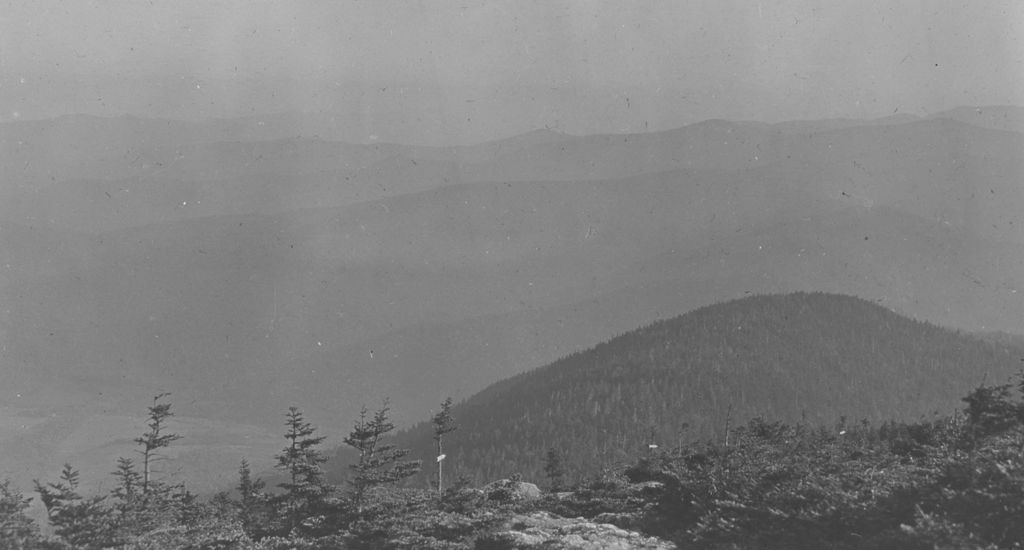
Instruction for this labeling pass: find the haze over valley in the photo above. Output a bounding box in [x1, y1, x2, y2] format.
[2, 105, 1023, 495]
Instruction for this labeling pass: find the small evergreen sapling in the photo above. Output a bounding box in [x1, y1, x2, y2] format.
[274, 406, 330, 532]
[110, 457, 142, 513]
[432, 396, 457, 495]
[344, 399, 422, 511]
[236, 458, 271, 537]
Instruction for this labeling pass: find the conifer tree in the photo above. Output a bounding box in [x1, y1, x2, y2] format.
[432, 396, 457, 495]
[134, 392, 182, 495]
[236, 458, 270, 537]
[110, 457, 142, 512]
[274, 406, 330, 531]
[344, 399, 422, 511]
[0, 479, 41, 549]
[34, 464, 117, 549]
[114, 393, 194, 536]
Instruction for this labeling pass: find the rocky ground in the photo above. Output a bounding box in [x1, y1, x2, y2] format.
[478, 511, 674, 549]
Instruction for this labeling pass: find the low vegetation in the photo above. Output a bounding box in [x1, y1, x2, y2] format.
[3, 371, 1024, 549]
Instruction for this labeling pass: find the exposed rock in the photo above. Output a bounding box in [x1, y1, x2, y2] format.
[483, 479, 542, 503]
[476, 511, 675, 549]
[592, 511, 644, 530]
[631, 481, 665, 493]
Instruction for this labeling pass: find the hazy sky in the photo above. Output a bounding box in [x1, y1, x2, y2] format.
[2, 0, 1022, 143]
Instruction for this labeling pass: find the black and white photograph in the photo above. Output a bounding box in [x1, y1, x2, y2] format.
[1, 1, 1022, 547]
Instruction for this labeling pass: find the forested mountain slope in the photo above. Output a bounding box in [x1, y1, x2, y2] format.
[388, 292, 1024, 484]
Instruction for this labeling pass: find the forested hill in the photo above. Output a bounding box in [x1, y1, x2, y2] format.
[382, 292, 1024, 485]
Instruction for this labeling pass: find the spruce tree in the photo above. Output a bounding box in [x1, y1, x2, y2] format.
[0, 479, 41, 549]
[110, 457, 142, 512]
[432, 396, 457, 495]
[237, 458, 270, 537]
[274, 406, 330, 532]
[34, 464, 117, 549]
[344, 399, 422, 511]
[120, 393, 189, 535]
[134, 392, 182, 495]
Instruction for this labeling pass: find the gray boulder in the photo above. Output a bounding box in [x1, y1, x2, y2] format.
[483, 479, 543, 503]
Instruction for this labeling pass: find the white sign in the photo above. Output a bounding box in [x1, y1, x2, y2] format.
[436, 454, 446, 462]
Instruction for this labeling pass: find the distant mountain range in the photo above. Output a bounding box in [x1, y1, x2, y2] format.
[385, 292, 1024, 484]
[0, 106, 1021, 498]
